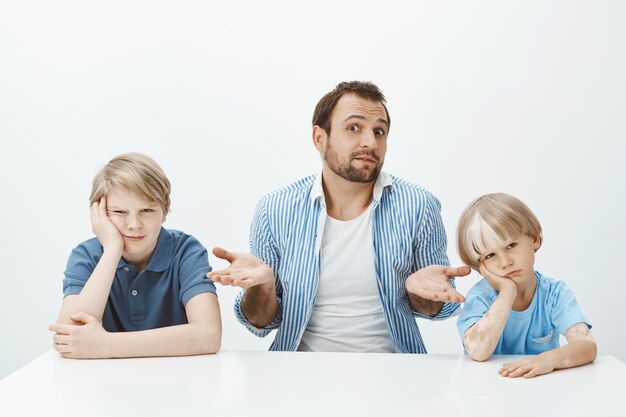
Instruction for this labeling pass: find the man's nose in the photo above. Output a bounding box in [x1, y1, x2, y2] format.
[360, 130, 378, 148]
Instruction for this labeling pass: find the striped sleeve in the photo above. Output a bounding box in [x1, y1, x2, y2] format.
[412, 191, 461, 320]
[233, 196, 283, 336]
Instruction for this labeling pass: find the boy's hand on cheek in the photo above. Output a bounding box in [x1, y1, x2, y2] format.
[91, 197, 124, 254]
[499, 356, 555, 379]
[480, 264, 516, 295]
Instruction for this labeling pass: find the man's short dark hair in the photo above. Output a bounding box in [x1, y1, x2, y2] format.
[312, 81, 390, 134]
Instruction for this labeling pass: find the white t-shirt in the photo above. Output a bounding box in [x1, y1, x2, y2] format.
[298, 203, 396, 352]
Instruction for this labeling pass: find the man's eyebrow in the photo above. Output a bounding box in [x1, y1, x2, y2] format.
[342, 115, 389, 126]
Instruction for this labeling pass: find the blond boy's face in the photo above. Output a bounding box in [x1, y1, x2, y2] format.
[479, 232, 540, 285]
[106, 185, 165, 269]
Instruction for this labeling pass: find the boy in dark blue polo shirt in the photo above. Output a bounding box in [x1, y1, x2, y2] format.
[49, 153, 221, 358]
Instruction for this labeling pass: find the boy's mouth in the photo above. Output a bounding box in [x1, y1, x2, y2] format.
[124, 235, 145, 242]
[505, 269, 522, 278]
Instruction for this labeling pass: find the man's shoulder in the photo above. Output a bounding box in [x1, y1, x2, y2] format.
[385, 174, 441, 208]
[258, 174, 317, 205]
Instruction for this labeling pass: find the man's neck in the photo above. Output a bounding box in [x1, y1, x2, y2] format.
[321, 167, 376, 221]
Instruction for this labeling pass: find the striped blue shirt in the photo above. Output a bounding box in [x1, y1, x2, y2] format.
[234, 172, 460, 353]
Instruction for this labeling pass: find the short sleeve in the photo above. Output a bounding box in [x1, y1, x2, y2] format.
[62, 244, 98, 297]
[550, 282, 591, 335]
[456, 283, 494, 343]
[177, 239, 216, 306]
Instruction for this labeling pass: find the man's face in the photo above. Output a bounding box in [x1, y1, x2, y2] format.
[319, 93, 388, 183]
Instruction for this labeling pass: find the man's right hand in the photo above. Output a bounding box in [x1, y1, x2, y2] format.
[90, 197, 123, 254]
[207, 247, 275, 290]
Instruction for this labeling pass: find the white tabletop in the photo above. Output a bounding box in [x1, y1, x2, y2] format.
[1, 351, 624, 417]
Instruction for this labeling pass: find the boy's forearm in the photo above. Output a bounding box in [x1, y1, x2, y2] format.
[464, 289, 516, 361]
[106, 321, 221, 358]
[240, 283, 279, 328]
[539, 339, 597, 371]
[57, 250, 121, 324]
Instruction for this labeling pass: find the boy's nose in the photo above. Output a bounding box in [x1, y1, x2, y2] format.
[501, 256, 513, 269]
[127, 215, 142, 229]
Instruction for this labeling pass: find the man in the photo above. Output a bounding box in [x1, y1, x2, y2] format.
[209, 81, 469, 353]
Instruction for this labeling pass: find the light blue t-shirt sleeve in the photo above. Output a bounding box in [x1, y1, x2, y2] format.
[550, 281, 591, 335]
[456, 281, 495, 344]
[177, 238, 217, 306]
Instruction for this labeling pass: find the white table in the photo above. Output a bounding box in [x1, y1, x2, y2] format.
[1, 351, 624, 417]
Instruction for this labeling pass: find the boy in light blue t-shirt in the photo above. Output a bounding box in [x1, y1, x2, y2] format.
[456, 193, 596, 378]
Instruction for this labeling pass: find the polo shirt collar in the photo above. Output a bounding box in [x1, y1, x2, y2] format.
[309, 170, 393, 204]
[116, 227, 174, 272]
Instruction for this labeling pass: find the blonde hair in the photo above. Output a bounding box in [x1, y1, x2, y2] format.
[90, 153, 171, 216]
[456, 193, 542, 271]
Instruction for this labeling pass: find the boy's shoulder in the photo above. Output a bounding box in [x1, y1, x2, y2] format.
[535, 271, 573, 301]
[160, 228, 206, 253]
[466, 277, 499, 301]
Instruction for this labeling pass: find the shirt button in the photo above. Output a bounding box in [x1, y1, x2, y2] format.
[131, 290, 138, 296]
[124, 267, 130, 272]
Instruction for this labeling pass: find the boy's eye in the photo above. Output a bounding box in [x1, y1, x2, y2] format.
[484, 253, 494, 260]
[108, 210, 126, 215]
[141, 209, 154, 213]
[507, 242, 518, 249]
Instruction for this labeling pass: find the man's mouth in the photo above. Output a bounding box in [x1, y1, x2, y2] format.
[352, 154, 378, 163]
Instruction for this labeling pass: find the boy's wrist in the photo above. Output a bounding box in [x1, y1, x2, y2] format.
[498, 284, 517, 301]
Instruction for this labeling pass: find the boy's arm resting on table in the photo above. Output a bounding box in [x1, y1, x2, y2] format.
[57, 249, 121, 325]
[499, 323, 597, 379]
[57, 198, 125, 325]
[463, 285, 516, 361]
[50, 292, 222, 358]
[462, 265, 519, 361]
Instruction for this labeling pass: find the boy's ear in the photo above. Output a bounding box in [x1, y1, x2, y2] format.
[533, 234, 542, 251]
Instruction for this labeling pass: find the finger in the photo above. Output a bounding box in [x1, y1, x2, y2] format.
[445, 288, 466, 303]
[508, 366, 530, 378]
[210, 275, 238, 286]
[70, 312, 98, 325]
[523, 369, 539, 379]
[53, 334, 70, 344]
[212, 247, 237, 262]
[207, 269, 232, 278]
[49, 324, 73, 335]
[444, 265, 471, 277]
[53, 343, 72, 353]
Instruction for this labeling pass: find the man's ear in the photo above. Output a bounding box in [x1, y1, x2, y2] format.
[312, 125, 327, 152]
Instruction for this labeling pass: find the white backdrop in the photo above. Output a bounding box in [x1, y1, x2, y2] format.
[1, 1, 625, 379]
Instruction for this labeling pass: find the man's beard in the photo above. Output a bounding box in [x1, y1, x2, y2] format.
[324, 140, 382, 183]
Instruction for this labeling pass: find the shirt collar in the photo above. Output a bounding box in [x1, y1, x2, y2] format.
[116, 227, 174, 272]
[309, 171, 393, 204]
